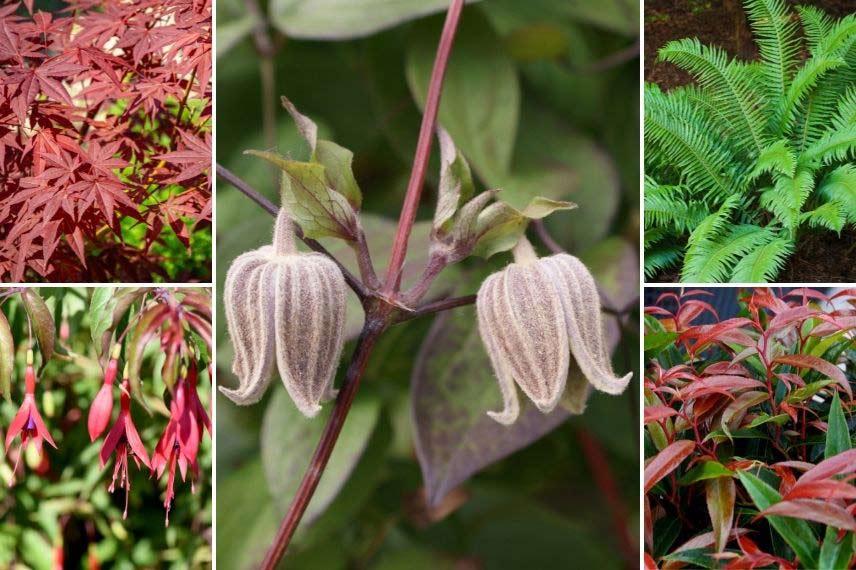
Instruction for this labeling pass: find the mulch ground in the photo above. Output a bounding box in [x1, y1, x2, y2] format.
[645, 0, 856, 283]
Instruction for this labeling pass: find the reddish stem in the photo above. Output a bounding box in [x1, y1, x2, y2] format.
[383, 0, 464, 294]
[577, 428, 636, 569]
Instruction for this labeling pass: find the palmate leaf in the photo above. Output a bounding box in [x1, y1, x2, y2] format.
[682, 224, 774, 283]
[657, 38, 768, 157]
[730, 236, 793, 283]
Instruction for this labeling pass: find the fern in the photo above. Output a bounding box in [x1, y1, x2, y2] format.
[645, 0, 856, 283]
[682, 225, 774, 282]
[644, 244, 683, 279]
[730, 237, 794, 282]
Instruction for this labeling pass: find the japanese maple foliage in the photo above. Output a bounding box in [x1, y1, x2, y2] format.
[645, 288, 856, 569]
[0, 0, 211, 282]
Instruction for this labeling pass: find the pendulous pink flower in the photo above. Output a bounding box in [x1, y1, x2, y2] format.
[88, 343, 121, 441]
[99, 379, 150, 519]
[5, 350, 56, 479]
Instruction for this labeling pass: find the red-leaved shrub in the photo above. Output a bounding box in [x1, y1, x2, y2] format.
[645, 288, 856, 569]
[0, 0, 211, 282]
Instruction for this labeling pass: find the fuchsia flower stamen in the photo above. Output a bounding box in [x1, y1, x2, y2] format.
[99, 379, 150, 519]
[88, 343, 121, 441]
[4, 350, 56, 482]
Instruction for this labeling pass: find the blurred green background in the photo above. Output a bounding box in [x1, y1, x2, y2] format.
[0, 288, 212, 569]
[216, 0, 640, 568]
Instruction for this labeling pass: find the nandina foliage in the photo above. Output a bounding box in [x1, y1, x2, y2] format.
[0, 0, 212, 282]
[0, 287, 211, 566]
[645, 288, 856, 569]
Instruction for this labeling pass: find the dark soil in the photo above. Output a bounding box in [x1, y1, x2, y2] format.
[645, 0, 856, 283]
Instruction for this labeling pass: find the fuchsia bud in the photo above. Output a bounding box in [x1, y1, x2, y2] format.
[88, 343, 121, 441]
[5, 350, 56, 481]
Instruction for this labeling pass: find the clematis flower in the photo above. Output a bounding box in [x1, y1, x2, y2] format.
[5, 350, 56, 478]
[88, 343, 121, 441]
[99, 379, 150, 519]
[220, 206, 346, 417]
[476, 238, 632, 425]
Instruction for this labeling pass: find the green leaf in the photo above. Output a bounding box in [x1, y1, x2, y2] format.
[737, 470, 819, 568]
[680, 461, 734, 485]
[645, 331, 679, 356]
[216, 14, 257, 58]
[22, 290, 55, 365]
[407, 11, 519, 185]
[269, 0, 482, 40]
[434, 128, 475, 232]
[787, 379, 834, 404]
[472, 198, 576, 258]
[20, 529, 52, 570]
[819, 526, 855, 570]
[244, 151, 359, 241]
[744, 412, 790, 429]
[706, 476, 735, 553]
[825, 391, 851, 459]
[0, 309, 13, 400]
[88, 287, 117, 348]
[261, 389, 381, 522]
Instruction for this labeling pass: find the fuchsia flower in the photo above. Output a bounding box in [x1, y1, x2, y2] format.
[88, 343, 121, 441]
[99, 380, 150, 519]
[5, 350, 56, 479]
[152, 366, 208, 525]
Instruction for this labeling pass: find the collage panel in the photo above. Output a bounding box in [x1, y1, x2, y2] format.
[0, 286, 212, 567]
[644, 286, 856, 568]
[643, 0, 856, 284]
[216, 0, 640, 567]
[0, 0, 212, 283]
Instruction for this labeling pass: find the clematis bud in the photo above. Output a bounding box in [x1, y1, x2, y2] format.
[220, 206, 347, 417]
[476, 238, 632, 425]
[88, 343, 120, 441]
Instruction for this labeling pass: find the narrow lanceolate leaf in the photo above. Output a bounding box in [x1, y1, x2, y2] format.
[89, 287, 117, 347]
[22, 290, 54, 364]
[244, 151, 360, 241]
[786, 479, 856, 501]
[737, 470, 819, 568]
[644, 405, 678, 424]
[773, 354, 851, 398]
[644, 439, 695, 493]
[819, 525, 855, 570]
[705, 476, 736, 553]
[759, 499, 856, 532]
[0, 309, 13, 400]
[825, 391, 851, 459]
[800, 449, 856, 483]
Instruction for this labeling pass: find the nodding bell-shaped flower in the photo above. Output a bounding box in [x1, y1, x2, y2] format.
[99, 379, 150, 519]
[88, 343, 121, 441]
[220, 207, 347, 417]
[476, 238, 632, 425]
[5, 350, 57, 477]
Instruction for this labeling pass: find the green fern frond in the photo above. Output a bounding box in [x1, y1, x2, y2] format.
[644, 177, 709, 233]
[686, 194, 742, 247]
[833, 87, 856, 130]
[797, 5, 834, 54]
[760, 169, 815, 232]
[802, 125, 856, 165]
[749, 139, 796, 180]
[818, 164, 856, 222]
[801, 202, 845, 233]
[682, 224, 774, 282]
[730, 236, 794, 282]
[644, 84, 739, 199]
[644, 244, 683, 280]
[777, 55, 844, 133]
[816, 13, 856, 56]
[744, 0, 801, 100]
[657, 38, 768, 157]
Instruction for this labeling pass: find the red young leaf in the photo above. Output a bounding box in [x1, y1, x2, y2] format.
[645, 440, 695, 493]
[758, 499, 856, 531]
[773, 354, 851, 399]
